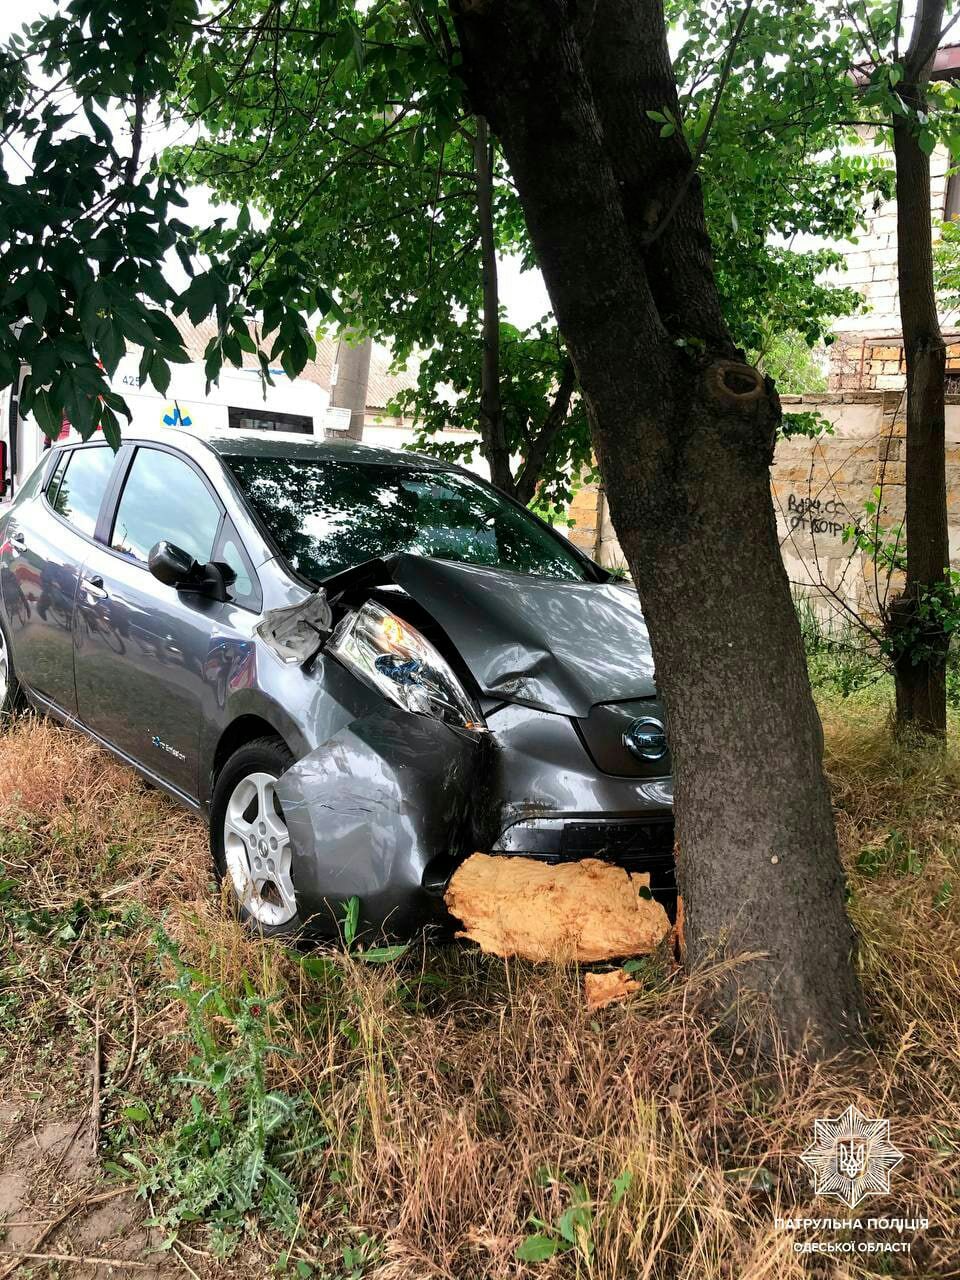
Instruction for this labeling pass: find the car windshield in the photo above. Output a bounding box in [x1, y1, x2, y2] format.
[225, 454, 591, 583]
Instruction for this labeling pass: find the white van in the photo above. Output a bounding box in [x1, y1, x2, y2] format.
[0, 353, 342, 502]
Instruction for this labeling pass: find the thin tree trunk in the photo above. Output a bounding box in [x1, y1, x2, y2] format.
[514, 357, 576, 506]
[453, 0, 865, 1053]
[328, 334, 372, 442]
[891, 0, 949, 738]
[473, 117, 513, 494]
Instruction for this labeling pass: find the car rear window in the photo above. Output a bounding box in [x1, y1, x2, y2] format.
[225, 454, 591, 583]
[46, 446, 115, 538]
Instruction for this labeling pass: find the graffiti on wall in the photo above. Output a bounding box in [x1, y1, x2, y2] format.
[783, 494, 848, 539]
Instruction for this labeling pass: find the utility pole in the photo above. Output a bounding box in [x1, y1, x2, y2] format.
[327, 334, 373, 442]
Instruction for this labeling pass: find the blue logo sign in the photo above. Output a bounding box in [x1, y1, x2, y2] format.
[162, 403, 192, 427]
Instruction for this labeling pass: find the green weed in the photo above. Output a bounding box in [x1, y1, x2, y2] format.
[124, 929, 326, 1257]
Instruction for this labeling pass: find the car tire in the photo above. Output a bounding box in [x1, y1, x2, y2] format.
[210, 736, 303, 938]
[0, 617, 24, 723]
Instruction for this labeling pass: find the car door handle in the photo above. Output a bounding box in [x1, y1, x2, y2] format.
[8, 531, 24, 548]
[82, 575, 108, 601]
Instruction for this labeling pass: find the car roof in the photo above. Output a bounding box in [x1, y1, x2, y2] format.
[106, 421, 452, 470]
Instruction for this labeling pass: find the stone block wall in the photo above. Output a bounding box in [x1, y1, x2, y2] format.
[568, 390, 960, 623]
[567, 482, 602, 558]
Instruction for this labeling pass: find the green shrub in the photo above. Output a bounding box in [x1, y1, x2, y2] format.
[795, 596, 882, 698]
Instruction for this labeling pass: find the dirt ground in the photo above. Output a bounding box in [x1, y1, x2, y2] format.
[0, 1099, 169, 1278]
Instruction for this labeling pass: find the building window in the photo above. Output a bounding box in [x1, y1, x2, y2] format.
[227, 406, 313, 434]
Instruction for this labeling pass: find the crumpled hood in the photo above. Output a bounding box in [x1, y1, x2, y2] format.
[387, 554, 656, 717]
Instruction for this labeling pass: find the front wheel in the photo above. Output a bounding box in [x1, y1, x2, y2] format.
[210, 737, 302, 937]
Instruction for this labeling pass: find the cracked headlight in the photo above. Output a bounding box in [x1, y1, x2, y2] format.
[328, 600, 486, 732]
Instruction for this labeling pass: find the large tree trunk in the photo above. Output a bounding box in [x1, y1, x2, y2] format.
[891, 0, 949, 738]
[453, 0, 865, 1052]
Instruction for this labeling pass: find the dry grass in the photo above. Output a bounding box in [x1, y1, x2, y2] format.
[1, 706, 958, 1279]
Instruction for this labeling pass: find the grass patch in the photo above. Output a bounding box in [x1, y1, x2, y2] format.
[0, 710, 958, 1277]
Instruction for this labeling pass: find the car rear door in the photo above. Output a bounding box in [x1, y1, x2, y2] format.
[1, 443, 120, 715]
[73, 443, 257, 800]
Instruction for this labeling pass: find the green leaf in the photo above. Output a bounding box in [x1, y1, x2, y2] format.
[97, 320, 126, 375]
[100, 404, 122, 450]
[33, 389, 62, 439]
[357, 944, 409, 965]
[26, 289, 47, 326]
[342, 895, 360, 948]
[407, 125, 426, 166]
[188, 62, 213, 112]
[177, 272, 220, 325]
[515, 1234, 562, 1262]
[299, 954, 338, 980]
[149, 356, 171, 395]
[610, 1169, 633, 1206]
[556, 1203, 591, 1244]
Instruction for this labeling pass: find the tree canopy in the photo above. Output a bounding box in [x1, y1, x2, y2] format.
[0, 0, 894, 505]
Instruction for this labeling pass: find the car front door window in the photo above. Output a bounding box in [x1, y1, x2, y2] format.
[111, 448, 222, 565]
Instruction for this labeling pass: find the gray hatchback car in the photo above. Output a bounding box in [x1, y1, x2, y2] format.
[0, 425, 674, 937]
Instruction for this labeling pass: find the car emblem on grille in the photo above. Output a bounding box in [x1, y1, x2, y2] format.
[623, 717, 668, 762]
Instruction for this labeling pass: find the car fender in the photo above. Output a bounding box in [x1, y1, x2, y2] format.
[201, 686, 314, 807]
[274, 705, 493, 937]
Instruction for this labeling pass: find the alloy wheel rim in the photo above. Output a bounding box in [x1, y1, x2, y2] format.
[223, 770, 297, 926]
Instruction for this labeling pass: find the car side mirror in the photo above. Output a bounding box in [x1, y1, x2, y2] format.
[148, 541, 235, 603]
[148, 540, 203, 589]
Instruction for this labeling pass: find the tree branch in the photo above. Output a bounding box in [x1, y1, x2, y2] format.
[644, 0, 755, 248]
[123, 91, 144, 186]
[903, 0, 948, 80]
[473, 115, 511, 492]
[514, 356, 576, 505]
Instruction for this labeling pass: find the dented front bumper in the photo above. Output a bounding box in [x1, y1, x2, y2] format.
[275, 705, 493, 935]
[274, 695, 674, 939]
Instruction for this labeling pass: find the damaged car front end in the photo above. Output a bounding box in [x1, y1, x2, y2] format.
[0, 426, 673, 949]
[265, 550, 676, 941]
